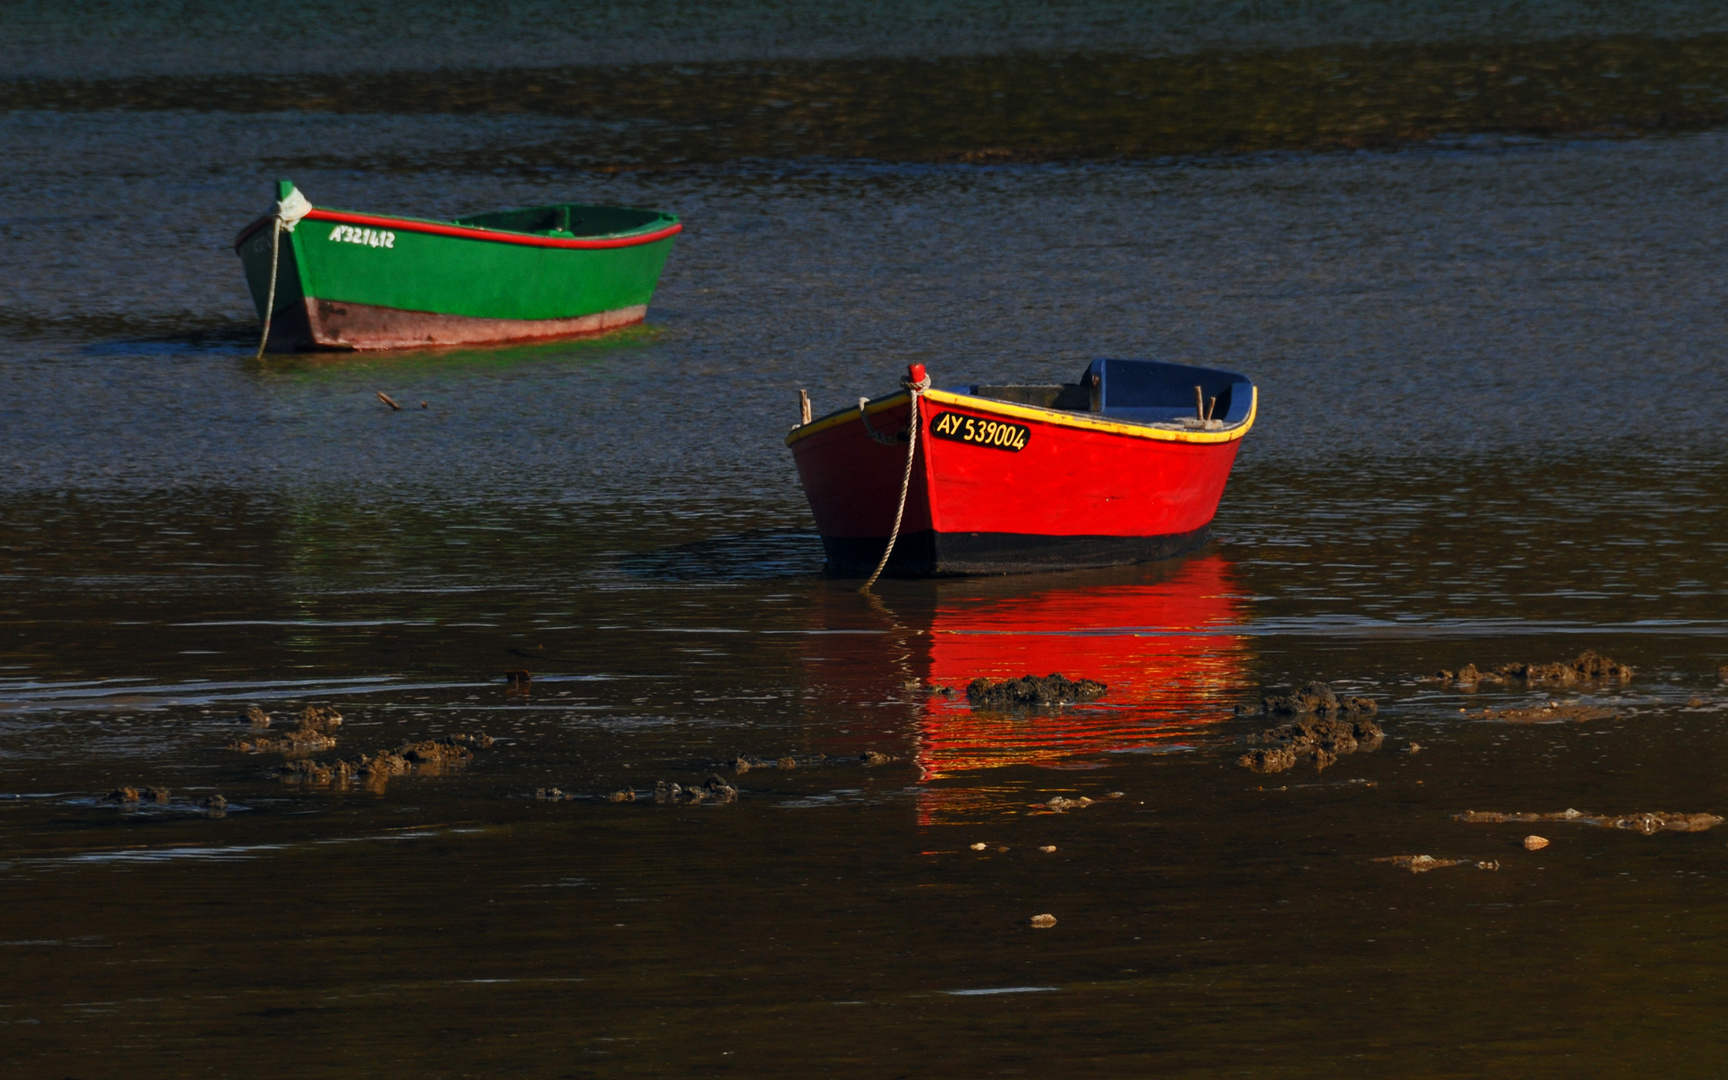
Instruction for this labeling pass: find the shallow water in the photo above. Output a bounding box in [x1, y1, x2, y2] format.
[5, 4, 1728, 1076]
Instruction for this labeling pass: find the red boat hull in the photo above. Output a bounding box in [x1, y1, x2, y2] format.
[788, 385, 1255, 575]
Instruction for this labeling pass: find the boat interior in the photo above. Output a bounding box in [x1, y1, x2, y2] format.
[962, 358, 1253, 430]
[453, 203, 673, 238]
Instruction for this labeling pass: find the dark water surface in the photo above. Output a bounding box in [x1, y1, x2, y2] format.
[5, 3, 1728, 1076]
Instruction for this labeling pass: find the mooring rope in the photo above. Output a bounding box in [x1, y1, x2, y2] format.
[859, 369, 932, 594]
[252, 184, 311, 360]
[254, 217, 283, 360]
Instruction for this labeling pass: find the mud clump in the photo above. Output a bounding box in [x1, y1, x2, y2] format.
[966, 673, 1106, 708]
[1374, 855, 1499, 873]
[535, 787, 575, 802]
[1437, 651, 1632, 686]
[1469, 703, 1619, 724]
[1456, 808, 1723, 834]
[230, 705, 344, 754]
[203, 794, 228, 811]
[103, 786, 140, 804]
[1260, 681, 1379, 719]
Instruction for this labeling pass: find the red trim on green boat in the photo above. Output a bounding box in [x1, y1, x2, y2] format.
[234, 210, 681, 251]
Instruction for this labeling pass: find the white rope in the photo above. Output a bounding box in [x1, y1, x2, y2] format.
[859, 372, 931, 593]
[252, 185, 311, 360]
[254, 217, 282, 360]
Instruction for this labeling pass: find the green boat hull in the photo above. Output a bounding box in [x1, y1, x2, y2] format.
[235, 190, 679, 351]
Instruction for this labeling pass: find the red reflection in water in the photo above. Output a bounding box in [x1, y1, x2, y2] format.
[920, 554, 1247, 777]
[912, 555, 1248, 823]
[800, 555, 1250, 823]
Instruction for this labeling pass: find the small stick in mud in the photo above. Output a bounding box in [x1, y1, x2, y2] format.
[376, 391, 401, 411]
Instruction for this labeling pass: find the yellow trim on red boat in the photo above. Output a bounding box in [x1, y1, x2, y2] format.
[785, 385, 1257, 447]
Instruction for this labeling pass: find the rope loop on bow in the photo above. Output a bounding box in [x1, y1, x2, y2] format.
[859, 366, 932, 593]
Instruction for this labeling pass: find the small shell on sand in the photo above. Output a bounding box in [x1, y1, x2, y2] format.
[1524, 835, 1550, 850]
[1038, 845, 1057, 853]
[1029, 914, 1057, 928]
[970, 842, 988, 851]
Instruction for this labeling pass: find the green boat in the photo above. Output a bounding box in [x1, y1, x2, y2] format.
[234, 181, 680, 351]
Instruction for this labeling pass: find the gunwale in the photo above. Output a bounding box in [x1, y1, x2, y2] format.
[234, 207, 682, 251]
[784, 385, 1258, 448]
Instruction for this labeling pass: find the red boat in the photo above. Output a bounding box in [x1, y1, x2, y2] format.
[787, 358, 1257, 575]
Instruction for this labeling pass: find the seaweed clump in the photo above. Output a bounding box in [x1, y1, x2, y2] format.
[653, 776, 738, 805]
[1260, 681, 1379, 719]
[729, 750, 895, 773]
[279, 732, 492, 791]
[1455, 808, 1723, 834]
[1467, 703, 1618, 724]
[231, 705, 343, 753]
[1238, 682, 1383, 774]
[966, 673, 1106, 708]
[101, 785, 171, 804]
[1437, 651, 1632, 686]
[1373, 855, 1499, 873]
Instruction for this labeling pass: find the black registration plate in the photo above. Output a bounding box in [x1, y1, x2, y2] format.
[928, 411, 1030, 452]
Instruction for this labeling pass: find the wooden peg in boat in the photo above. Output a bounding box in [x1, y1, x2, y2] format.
[798, 388, 812, 426]
[1206, 396, 1217, 421]
[1194, 385, 1204, 420]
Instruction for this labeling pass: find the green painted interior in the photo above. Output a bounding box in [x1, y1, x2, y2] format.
[453, 203, 671, 238]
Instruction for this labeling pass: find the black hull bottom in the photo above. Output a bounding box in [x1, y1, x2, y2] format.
[821, 526, 1212, 577]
